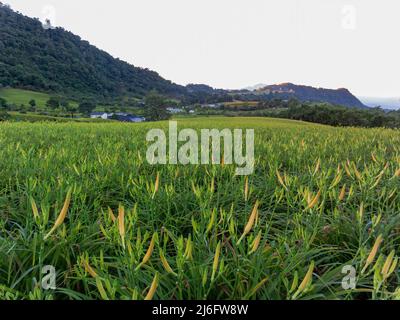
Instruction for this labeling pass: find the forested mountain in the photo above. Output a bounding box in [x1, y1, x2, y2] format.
[0, 4, 186, 101]
[252, 83, 366, 108]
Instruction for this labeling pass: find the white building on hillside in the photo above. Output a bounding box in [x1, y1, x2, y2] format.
[90, 112, 108, 120]
[90, 112, 146, 122]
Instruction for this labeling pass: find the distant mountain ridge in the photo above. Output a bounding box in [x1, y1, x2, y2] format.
[248, 83, 366, 108]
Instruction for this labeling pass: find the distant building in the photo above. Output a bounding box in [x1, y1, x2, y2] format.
[90, 112, 108, 120]
[167, 107, 184, 114]
[114, 113, 146, 123]
[90, 112, 145, 122]
[202, 104, 221, 109]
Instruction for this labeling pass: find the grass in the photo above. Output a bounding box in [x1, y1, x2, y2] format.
[7, 112, 113, 123]
[0, 88, 51, 108]
[223, 101, 260, 108]
[7, 112, 72, 122]
[0, 88, 78, 110]
[0, 117, 399, 300]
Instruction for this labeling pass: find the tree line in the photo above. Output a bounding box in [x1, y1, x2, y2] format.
[0, 96, 97, 118]
[197, 98, 400, 129]
[284, 103, 400, 128]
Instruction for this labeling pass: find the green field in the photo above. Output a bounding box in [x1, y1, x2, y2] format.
[0, 88, 79, 110]
[223, 101, 260, 107]
[0, 117, 399, 300]
[0, 88, 51, 108]
[6, 111, 113, 123]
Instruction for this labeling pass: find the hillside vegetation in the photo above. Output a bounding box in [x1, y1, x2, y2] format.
[0, 5, 185, 101]
[199, 100, 400, 129]
[255, 83, 366, 109]
[0, 117, 399, 300]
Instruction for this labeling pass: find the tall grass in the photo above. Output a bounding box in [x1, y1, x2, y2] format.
[0, 117, 399, 300]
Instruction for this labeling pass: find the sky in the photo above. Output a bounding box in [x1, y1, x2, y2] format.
[4, 0, 400, 98]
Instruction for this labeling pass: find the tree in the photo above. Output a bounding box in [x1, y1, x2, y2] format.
[78, 101, 96, 115]
[288, 98, 300, 109]
[0, 110, 10, 121]
[66, 105, 78, 118]
[0, 97, 7, 109]
[60, 99, 70, 112]
[46, 97, 60, 109]
[28, 99, 36, 112]
[144, 91, 170, 121]
[110, 106, 118, 113]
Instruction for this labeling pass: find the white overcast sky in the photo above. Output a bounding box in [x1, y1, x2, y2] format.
[4, 0, 400, 97]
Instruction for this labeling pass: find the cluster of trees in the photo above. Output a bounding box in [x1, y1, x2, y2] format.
[284, 103, 400, 128]
[1, 97, 34, 112]
[144, 91, 171, 121]
[45, 97, 98, 117]
[0, 97, 10, 121]
[0, 97, 7, 109]
[0, 95, 98, 118]
[196, 98, 400, 129]
[184, 84, 234, 105]
[0, 110, 10, 121]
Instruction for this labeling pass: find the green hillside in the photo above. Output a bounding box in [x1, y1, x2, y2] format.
[0, 5, 186, 101]
[0, 88, 50, 108]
